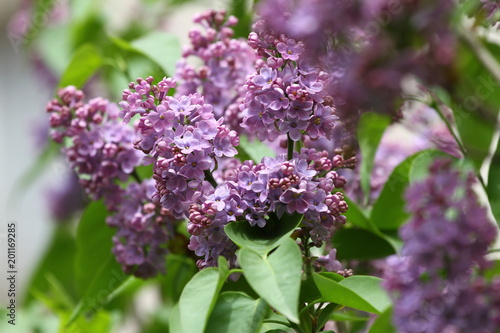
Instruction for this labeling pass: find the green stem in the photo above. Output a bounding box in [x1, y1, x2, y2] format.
[287, 134, 294, 161]
[301, 235, 313, 280]
[204, 170, 218, 188]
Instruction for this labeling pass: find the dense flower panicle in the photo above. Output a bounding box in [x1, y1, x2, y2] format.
[258, 0, 457, 130]
[187, 148, 348, 268]
[175, 10, 256, 130]
[383, 158, 498, 332]
[120, 77, 240, 220]
[46, 86, 142, 204]
[107, 180, 176, 278]
[240, 19, 338, 142]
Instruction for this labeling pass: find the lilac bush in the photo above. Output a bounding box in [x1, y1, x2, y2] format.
[15, 1, 500, 332]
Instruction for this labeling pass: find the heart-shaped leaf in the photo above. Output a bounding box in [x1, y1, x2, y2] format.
[239, 238, 302, 323]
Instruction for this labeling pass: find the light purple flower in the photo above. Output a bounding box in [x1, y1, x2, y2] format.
[276, 38, 304, 61]
[252, 66, 277, 89]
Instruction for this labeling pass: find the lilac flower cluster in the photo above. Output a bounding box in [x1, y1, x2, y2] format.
[258, 0, 457, 130]
[119, 76, 240, 220]
[239, 19, 338, 142]
[46, 86, 142, 206]
[107, 180, 176, 278]
[175, 10, 256, 129]
[383, 158, 498, 332]
[187, 148, 348, 268]
[47, 86, 177, 278]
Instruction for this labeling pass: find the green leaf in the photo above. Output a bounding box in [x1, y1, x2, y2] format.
[236, 135, 276, 163]
[178, 264, 229, 333]
[159, 254, 196, 302]
[343, 197, 402, 253]
[313, 274, 391, 314]
[298, 303, 314, 333]
[368, 307, 395, 333]
[239, 238, 302, 323]
[130, 32, 181, 76]
[228, 0, 253, 38]
[449, 40, 500, 170]
[206, 292, 268, 333]
[68, 201, 129, 325]
[357, 112, 391, 202]
[317, 303, 339, 328]
[169, 303, 184, 333]
[62, 309, 113, 333]
[371, 149, 448, 230]
[25, 225, 77, 304]
[300, 276, 321, 304]
[225, 212, 302, 255]
[332, 228, 395, 260]
[487, 137, 500, 226]
[59, 44, 103, 88]
[259, 313, 291, 333]
[330, 309, 370, 322]
[343, 196, 372, 231]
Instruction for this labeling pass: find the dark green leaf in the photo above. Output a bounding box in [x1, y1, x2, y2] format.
[159, 254, 196, 302]
[228, 0, 253, 38]
[300, 276, 321, 304]
[239, 238, 302, 323]
[371, 149, 448, 230]
[313, 274, 391, 314]
[225, 212, 302, 255]
[487, 136, 500, 225]
[68, 201, 129, 325]
[317, 304, 339, 329]
[357, 112, 391, 202]
[449, 39, 500, 170]
[59, 44, 103, 88]
[343, 197, 402, 253]
[332, 228, 395, 260]
[298, 303, 314, 333]
[343, 196, 372, 231]
[206, 292, 268, 333]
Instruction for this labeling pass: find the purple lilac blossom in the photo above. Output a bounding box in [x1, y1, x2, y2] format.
[107, 180, 176, 278]
[383, 158, 498, 332]
[119, 76, 240, 224]
[240, 18, 338, 142]
[174, 10, 256, 130]
[187, 148, 349, 268]
[258, 0, 457, 131]
[46, 86, 142, 206]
